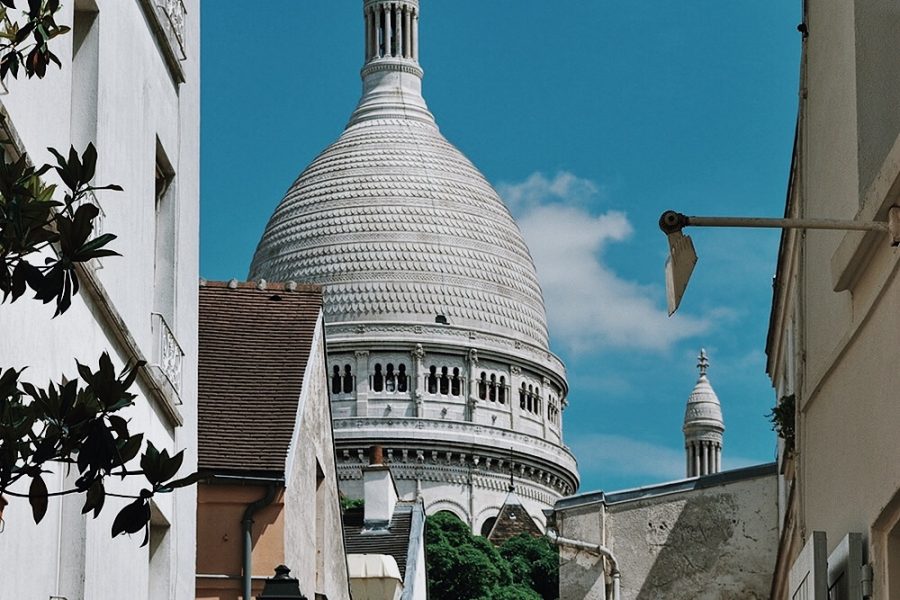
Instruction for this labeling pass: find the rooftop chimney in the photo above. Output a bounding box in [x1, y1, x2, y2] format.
[363, 445, 398, 528]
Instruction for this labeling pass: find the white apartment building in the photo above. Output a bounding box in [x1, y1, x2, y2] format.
[0, 1, 199, 598]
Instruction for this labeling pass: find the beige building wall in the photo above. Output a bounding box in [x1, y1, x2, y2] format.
[766, 0, 900, 597]
[196, 486, 286, 600]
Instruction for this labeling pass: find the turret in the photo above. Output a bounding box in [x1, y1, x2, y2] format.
[683, 349, 724, 477]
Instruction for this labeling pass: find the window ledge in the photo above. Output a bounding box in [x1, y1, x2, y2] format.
[831, 130, 900, 292]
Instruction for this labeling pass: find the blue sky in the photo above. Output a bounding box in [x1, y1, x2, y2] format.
[201, 2, 801, 492]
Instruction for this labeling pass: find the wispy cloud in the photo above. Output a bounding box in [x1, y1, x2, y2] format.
[498, 171, 709, 353]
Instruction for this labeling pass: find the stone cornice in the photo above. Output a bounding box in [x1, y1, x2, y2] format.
[361, 59, 424, 79]
[332, 417, 579, 490]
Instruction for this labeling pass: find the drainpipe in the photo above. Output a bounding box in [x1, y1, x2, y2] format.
[242, 484, 278, 600]
[546, 529, 621, 600]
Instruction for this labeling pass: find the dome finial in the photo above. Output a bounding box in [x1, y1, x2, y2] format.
[697, 348, 709, 377]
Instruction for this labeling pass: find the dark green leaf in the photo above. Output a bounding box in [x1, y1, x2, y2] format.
[82, 480, 104, 518]
[111, 496, 150, 541]
[81, 143, 96, 183]
[28, 473, 48, 523]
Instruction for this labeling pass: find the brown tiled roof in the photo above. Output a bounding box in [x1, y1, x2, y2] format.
[343, 503, 414, 579]
[488, 491, 543, 546]
[198, 280, 323, 475]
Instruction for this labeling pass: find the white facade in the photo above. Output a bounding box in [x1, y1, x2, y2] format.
[250, 0, 578, 531]
[0, 1, 199, 599]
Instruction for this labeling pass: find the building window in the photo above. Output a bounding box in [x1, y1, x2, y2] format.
[479, 372, 487, 400]
[451, 367, 461, 396]
[385, 363, 396, 391]
[398, 364, 408, 392]
[331, 364, 354, 397]
[498, 376, 506, 404]
[331, 366, 342, 395]
[427, 366, 438, 394]
[154, 143, 177, 325]
[439, 366, 450, 395]
[342, 364, 353, 394]
[373, 363, 384, 392]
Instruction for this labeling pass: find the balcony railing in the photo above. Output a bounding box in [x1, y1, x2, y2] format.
[157, 0, 186, 60]
[141, 0, 187, 83]
[151, 312, 183, 397]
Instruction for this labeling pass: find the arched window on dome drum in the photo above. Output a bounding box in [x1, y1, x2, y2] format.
[331, 365, 342, 395]
[520, 383, 527, 409]
[439, 366, 449, 395]
[489, 374, 497, 402]
[385, 363, 396, 392]
[398, 364, 408, 392]
[527, 385, 533, 413]
[451, 367, 461, 396]
[373, 363, 384, 393]
[480, 516, 497, 537]
[498, 376, 506, 404]
[343, 364, 354, 394]
[479, 372, 487, 400]
[427, 366, 438, 394]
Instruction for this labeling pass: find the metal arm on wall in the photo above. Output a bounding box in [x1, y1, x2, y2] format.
[659, 207, 900, 315]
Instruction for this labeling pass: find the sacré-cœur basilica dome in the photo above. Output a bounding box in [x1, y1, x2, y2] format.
[249, 0, 578, 532]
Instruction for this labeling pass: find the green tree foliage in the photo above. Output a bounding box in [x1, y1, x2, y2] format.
[425, 512, 559, 600]
[0, 0, 196, 545]
[499, 534, 560, 600]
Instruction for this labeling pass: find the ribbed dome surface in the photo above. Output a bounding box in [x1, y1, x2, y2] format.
[683, 374, 724, 428]
[249, 115, 550, 349]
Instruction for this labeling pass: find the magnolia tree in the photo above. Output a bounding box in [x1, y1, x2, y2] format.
[0, 0, 196, 545]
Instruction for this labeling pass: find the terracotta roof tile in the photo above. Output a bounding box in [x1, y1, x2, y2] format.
[198, 280, 323, 474]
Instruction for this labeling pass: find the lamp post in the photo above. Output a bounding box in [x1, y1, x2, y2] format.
[258, 565, 308, 600]
[658, 207, 900, 315]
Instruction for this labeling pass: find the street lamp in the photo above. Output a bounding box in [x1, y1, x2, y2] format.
[258, 565, 308, 600]
[659, 207, 900, 315]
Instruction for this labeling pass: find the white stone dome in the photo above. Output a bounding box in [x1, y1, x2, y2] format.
[249, 68, 549, 350]
[683, 349, 724, 434]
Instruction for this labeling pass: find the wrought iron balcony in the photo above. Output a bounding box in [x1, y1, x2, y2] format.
[141, 0, 188, 83]
[151, 312, 183, 397]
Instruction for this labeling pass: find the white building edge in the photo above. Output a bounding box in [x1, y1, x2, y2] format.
[0, 1, 199, 599]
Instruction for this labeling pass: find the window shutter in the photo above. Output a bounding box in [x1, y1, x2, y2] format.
[790, 531, 828, 600]
[827, 533, 863, 600]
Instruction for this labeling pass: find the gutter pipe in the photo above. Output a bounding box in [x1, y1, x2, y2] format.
[241, 482, 278, 600]
[546, 529, 621, 600]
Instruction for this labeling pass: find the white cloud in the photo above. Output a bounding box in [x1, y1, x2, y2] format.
[499, 171, 602, 212]
[567, 433, 686, 483]
[499, 171, 709, 353]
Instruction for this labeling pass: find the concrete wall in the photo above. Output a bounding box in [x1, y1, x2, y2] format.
[0, 1, 199, 599]
[284, 315, 352, 600]
[556, 470, 777, 600]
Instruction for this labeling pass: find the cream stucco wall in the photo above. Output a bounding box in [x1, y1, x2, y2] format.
[0, 1, 199, 599]
[766, 0, 900, 597]
[284, 315, 352, 600]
